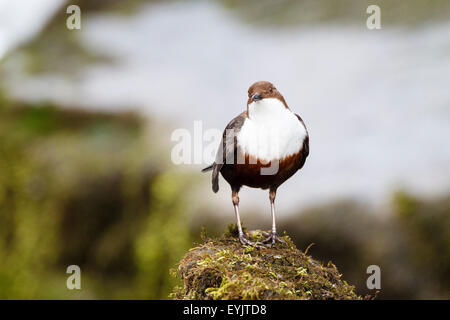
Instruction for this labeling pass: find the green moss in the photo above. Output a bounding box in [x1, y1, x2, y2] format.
[171, 226, 361, 300]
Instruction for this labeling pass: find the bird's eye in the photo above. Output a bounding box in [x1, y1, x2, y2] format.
[269, 87, 273, 92]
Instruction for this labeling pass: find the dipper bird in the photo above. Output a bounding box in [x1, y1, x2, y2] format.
[202, 81, 309, 246]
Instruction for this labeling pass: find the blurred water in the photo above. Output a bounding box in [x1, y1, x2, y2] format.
[6, 1, 450, 213]
[0, 0, 62, 58]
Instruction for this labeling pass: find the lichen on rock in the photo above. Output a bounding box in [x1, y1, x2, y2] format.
[170, 224, 361, 300]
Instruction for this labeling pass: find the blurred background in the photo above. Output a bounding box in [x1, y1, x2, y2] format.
[0, 0, 449, 299]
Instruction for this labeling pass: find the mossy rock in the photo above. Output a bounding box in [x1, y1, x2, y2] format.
[171, 225, 361, 300]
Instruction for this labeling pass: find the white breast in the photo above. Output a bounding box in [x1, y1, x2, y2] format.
[237, 98, 307, 162]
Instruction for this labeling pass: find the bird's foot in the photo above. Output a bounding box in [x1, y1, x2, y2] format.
[261, 231, 285, 246]
[239, 233, 263, 248]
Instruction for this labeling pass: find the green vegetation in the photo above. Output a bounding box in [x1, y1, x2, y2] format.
[0, 100, 195, 299]
[280, 195, 450, 299]
[171, 225, 361, 300]
[394, 192, 450, 296]
[0, 0, 449, 300]
[220, 0, 450, 26]
[0, 100, 448, 299]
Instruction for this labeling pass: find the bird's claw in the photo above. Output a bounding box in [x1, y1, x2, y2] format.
[239, 234, 263, 248]
[261, 231, 284, 246]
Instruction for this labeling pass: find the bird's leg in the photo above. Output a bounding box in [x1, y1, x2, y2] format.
[232, 189, 259, 247]
[262, 188, 284, 245]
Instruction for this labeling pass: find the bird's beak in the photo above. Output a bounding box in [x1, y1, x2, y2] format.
[252, 93, 262, 101]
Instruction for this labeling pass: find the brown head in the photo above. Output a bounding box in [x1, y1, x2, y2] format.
[247, 81, 288, 108]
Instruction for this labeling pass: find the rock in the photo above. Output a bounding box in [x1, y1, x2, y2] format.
[171, 225, 362, 300]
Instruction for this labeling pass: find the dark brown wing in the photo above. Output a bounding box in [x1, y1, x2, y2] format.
[210, 112, 247, 193]
[295, 114, 309, 170]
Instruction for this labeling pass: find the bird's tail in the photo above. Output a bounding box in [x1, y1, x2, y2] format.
[201, 164, 214, 172]
[212, 165, 220, 193]
[202, 164, 220, 193]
